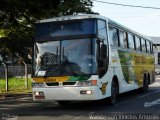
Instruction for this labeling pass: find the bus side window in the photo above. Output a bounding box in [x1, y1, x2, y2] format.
[128, 33, 135, 50]
[151, 42, 153, 53]
[119, 30, 128, 48]
[146, 41, 150, 53]
[135, 36, 141, 51]
[133, 35, 136, 50]
[141, 39, 147, 52]
[108, 25, 119, 46]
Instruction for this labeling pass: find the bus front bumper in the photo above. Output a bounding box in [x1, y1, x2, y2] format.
[32, 86, 102, 101]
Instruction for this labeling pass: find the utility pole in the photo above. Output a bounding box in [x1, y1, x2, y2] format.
[0, 54, 9, 92]
[3, 62, 8, 92]
[23, 61, 28, 89]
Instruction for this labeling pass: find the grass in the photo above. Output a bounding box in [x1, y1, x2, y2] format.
[0, 77, 32, 93]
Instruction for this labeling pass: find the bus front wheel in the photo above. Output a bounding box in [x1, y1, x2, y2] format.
[108, 80, 118, 105]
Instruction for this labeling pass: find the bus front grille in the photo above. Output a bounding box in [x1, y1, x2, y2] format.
[45, 82, 76, 86]
[46, 82, 59, 86]
[63, 82, 76, 85]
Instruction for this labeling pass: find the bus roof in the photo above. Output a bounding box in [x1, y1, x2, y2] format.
[36, 14, 105, 23]
[36, 14, 151, 42]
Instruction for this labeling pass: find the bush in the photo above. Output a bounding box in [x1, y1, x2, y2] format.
[0, 78, 32, 93]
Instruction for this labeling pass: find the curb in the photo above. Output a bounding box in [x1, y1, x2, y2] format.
[0, 93, 32, 100]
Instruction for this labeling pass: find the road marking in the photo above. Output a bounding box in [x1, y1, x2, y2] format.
[137, 89, 160, 99]
[144, 98, 160, 107]
[72, 112, 95, 120]
[150, 81, 160, 87]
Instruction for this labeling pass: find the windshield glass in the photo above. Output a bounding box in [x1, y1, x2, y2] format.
[35, 19, 96, 39]
[34, 39, 97, 77]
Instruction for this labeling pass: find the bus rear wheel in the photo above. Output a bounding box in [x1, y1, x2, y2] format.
[142, 75, 149, 93]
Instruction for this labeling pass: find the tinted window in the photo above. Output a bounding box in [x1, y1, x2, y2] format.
[141, 39, 146, 52]
[146, 41, 150, 53]
[35, 19, 96, 39]
[128, 33, 135, 49]
[119, 30, 128, 48]
[97, 20, 107, 39]
[150, 42, 153, 53]
[34, 39, 97, 76]
[109, 25, 119, 46]
[158, 52, 160, 64]
[135, 36, 141, 51]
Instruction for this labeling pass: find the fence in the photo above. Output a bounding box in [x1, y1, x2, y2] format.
[0, 65, 32, 78]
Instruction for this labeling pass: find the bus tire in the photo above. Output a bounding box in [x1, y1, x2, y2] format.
[58, 101, 69, 106]
[108, 80, 118, 105]
[142, 74, 149, 93]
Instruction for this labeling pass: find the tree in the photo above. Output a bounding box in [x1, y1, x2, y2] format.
[55, 0, 93, 16]
[0, 0, 94, 64]
[0, 0, 94, 90]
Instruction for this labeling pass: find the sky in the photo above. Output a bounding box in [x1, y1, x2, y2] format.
[92, 0, 160, 37]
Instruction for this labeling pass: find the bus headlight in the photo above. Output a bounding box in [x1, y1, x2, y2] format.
[32, 82, 45, 88]
[77, 80, 97, 86]
[34, 91, 44, 96]
[77, 81, 92, 86]
[80, 90, 92, 95]
[34, 91, 45, 99]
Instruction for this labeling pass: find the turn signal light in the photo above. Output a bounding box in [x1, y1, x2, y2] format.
[91, 80, 97, 86]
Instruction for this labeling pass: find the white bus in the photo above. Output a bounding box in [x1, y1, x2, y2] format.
[32, 14, 155, 105]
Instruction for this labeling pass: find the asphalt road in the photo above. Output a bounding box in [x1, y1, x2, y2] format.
[0, 76, 160, 120]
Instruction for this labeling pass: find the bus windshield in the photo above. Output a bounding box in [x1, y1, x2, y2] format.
[34, 38, 97, 77]
[35, 19, 96, 39]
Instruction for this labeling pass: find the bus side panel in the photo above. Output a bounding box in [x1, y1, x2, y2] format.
[110, 48, 138, 94]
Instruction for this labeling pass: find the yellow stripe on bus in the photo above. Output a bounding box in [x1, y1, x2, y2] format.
[33, 76, 69, 83]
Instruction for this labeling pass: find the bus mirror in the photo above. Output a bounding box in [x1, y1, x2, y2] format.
[98, 59, 103, 67]
[100, 44, 107, 58]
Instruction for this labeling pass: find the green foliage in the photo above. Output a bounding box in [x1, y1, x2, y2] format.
[0, 0, 93, 63]
[0, 78, 32, 93]
[56, 0, 93, 16]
